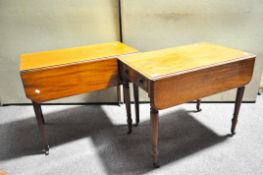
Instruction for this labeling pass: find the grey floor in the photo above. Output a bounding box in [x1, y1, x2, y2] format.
[0, 95, 263, 175]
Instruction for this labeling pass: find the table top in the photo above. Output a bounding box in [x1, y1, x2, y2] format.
[20, 41, 137, 71]
[119, 42, 255, 80]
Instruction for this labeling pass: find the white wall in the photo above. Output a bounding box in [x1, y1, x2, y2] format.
[1, 0, 262, 104]
[122, 0, 263, 101]
[0, 0, 120, 104]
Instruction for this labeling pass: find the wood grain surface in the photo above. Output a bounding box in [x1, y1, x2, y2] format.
[151, 57, 255, 109]
[119, 42, 255, 80]
[21, 58, 119, 102]
[20, 41, 137, 71]
[20, 42, 138, 102]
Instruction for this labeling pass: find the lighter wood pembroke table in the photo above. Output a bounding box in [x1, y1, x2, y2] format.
[118, 42, 255, 167]
[20, 41, 138, 155]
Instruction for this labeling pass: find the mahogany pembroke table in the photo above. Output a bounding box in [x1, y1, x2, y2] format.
[119, 42, 255, 167]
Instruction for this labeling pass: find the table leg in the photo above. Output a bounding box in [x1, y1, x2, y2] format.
[150, 106, 160, 168]
[32, 101, 49, 155]
[123, 81, 132, 134]
[231, 86, 245, 135]
[38, 104, 45, 124]
[196, 99, 202, 112]
[117, 85, 122, 106]
[133, 84, 140, 126]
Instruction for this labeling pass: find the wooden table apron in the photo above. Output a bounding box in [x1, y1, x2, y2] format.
[120, 56, 255, 167]
[21, 57, 120, 103]
[20, 57, 124, 155]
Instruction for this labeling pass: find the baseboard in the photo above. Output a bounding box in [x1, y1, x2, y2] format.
[1, 100, 256, 106]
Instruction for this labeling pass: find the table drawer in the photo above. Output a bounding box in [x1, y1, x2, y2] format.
[120, 62, 149, 92]
[21, 58, 119, 102]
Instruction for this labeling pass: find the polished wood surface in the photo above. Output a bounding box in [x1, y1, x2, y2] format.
[20, 42, 138, 102]
[152, 57, 255, 109]
[120, 42, 256, 167]
[21, 58, 119, 102]
[119, 42, 255, 80]
[20, 41, 137, 71]
[119, 43, 255, 109]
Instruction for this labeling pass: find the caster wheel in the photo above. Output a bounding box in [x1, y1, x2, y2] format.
[153, 162, 160, 168]
[44, 150, 49, 156]
[196, 108, 202, 112]
[44, 145, 49, 155]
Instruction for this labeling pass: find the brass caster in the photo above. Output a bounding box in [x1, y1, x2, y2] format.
[153, 162, 160, 168]
[44, 145, 49, 155]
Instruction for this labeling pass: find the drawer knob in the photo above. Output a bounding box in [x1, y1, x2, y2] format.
[139, 79, 144, 84]
[35, 89, 41, 94]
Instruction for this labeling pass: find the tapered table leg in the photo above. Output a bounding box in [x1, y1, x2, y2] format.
[196, 99, 202, 112]
[37, 103, 45, 124]
[117, 85, 122, 106]
[231, 86, 245, 135]
[133, 84, 140, 126]
[32, 101, 49, 155]
[123, 81, 132, 134]
[150, 106, 160, 168]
